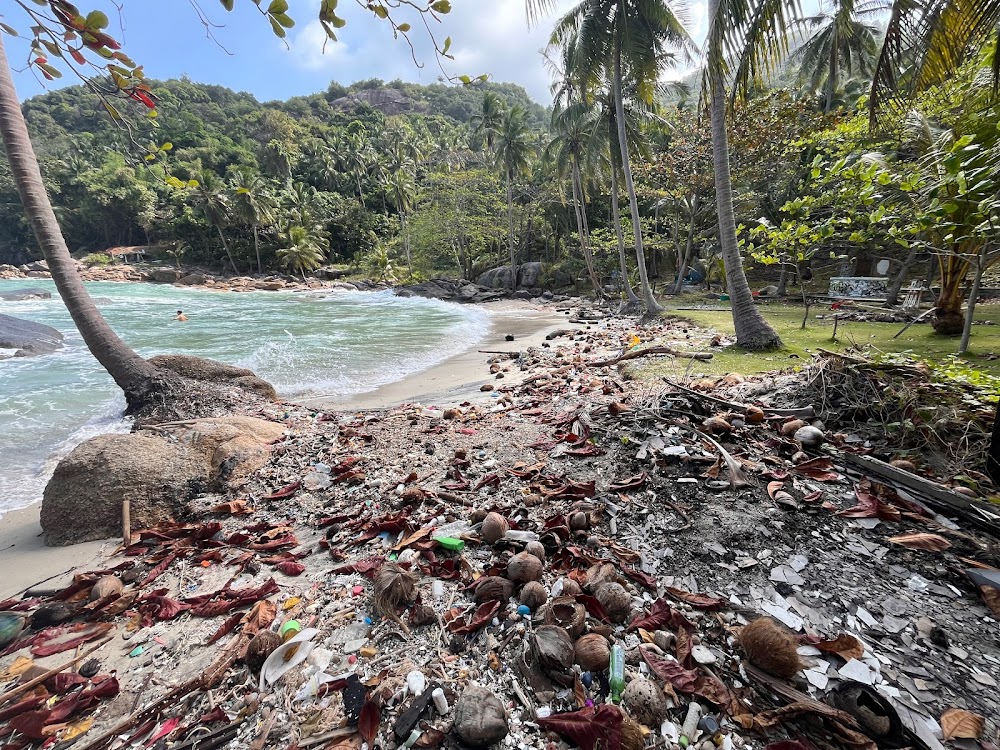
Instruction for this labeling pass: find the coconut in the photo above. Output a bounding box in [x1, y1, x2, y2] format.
[569, 512, 589, 531]
[90, 575, 123, 601]
[542, 596, 586, 638]
[574, 633, 611, 671]
[779, 419, 808, 437]
[702, 416, 733, 435]
[481, 513, 509, 545]
[507, 552, 543, 583]
[519, 581, 547, 611]
[745, 405, 765, 424]
[623, 676, 668, 726]
[585, 563, 618, 591]
[532, 625, 574, 671]
[738, 617, 803, 678]
[621, 712, 645, 750]
[559, 578, 583, 597]
[474, 576, 514, 604]
[793, 425, 825, 448]
[524, 541, 546, 562]
[595, 582, 631, 623]
[245, 630, 282, 673]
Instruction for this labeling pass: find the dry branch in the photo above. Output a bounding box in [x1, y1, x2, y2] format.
[588, 346, 713, 367]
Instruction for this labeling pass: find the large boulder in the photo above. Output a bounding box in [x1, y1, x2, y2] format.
[24, 260, 48, 272]
[476, 266, 515, 290]
[150, 354, 279, 401]
[0, 287, 51, 301]
[0, 313, 63, 356]
[517, 262, 543, 288]
[177, 273, 207, 286]
[149, 268, 181, 283]
[40, 416, 286, 546]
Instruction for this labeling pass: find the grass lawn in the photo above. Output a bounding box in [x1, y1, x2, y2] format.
[636, 300, 1000, 380]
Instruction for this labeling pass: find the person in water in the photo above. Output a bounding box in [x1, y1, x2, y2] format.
[174, 310, 188, 322]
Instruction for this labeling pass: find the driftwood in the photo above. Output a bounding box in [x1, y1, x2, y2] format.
[589, 346, 713, 367]
[544, 328, 575, 340]
[839, 453, 1000, 535]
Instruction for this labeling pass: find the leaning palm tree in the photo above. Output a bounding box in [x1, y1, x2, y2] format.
[0, 32, 159, 405]
[194, 169, 239, 275]
[230, 168, 277, 275]
[792, 0, 886, 112]
[277, 223, 328, 280]
[495, 106, 535, 291]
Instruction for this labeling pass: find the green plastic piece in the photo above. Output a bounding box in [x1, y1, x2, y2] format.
[129, 645, 144, 658]
[436, 537, 465, 551]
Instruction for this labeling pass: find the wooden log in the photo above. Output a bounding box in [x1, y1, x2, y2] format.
[589, 346, 713, 368]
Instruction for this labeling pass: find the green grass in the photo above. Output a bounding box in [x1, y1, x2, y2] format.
[636, 301, 1000, 381]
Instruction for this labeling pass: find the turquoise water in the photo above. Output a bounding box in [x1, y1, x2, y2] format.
[0, 280, 489, 514]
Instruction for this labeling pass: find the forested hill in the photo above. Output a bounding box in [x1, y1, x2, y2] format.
[0, 77, 547, 268]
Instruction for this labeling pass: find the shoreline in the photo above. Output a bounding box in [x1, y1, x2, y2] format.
[0, 298, 575, 598]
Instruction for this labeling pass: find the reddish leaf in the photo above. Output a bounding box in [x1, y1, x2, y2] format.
[145, 717, 182, 746]
[640, 646, 698, 692]
[47, 672, 89, 694]
[261, 481, 300, 500]
[141, 552, 180, 586]
[767, 481, 785, 500]
[791, 458, 841, 481]
[576, 595, 610, 623]
[331, 558, 384, 576]
[275, 561, 306, 576]
[814, 633, 865, 661]
[473, 473, 501, 491]
[664, 587, 727, 611]
[358, 700, 380, 745]
[618, 565, 658, 591]
[837, 481, 901, 521]
[206, 612, 243, 645]
[608, 473, 647, 492]
[30, 622, 114, 657]
[209, 500, 252, 515]
[139, 594, 190, 622]
[536, 704, 624, 750]
[444, 601, 499, 635]
[197, 707, 229, 725]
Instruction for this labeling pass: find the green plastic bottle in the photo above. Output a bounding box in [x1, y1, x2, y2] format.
[609, 643, 625, 703]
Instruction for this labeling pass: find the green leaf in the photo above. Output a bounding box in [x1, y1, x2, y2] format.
[220, 0, 234, 9]
[39, 63, 62, 78]
[274, 13, 295, 28]
[372, 5, 388, 18]
[397, 22, 410, 32]
[442, 36, 451, 54]
[267, 0, 289, 14]
[160, 142, 173, 151]
[0, 23, 19, 37]
[458, 74, 471, 84]
[330, 14, 346, 28]
[85, 10, 109, 29]
[269, 16, 287, 38]
[431, 0, 451, 12]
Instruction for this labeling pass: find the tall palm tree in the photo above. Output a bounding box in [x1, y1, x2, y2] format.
[700, 0, 795, 348]
[792, 0, 886, 112]
[277, 223, 327, 280]
[230, 168, 276, 275]
[194, 169, 239, 275]
[387, 167, 418, 275]
[340, 131, 372, 207]
[470, 92, 506, 153]
[0, 33, 159, 405]
[495, 106, 535, 291]
[547, 101, 604, 295]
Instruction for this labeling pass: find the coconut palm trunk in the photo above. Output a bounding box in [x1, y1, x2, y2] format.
[571, 154, 602, 294]
[253, 225, 263, 275]
[706, 15, 782, 349]
[506, 168, 517, 291]
[215, 224, 238, 275]
[825, 31, 839, 113]
[610, 167, 640, 305]
[613, 22, 662, 314]
[0, 33, 159, 402]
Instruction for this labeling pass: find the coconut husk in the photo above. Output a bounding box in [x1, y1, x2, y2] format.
[245, 630, 282, 673]
[373, 563, 417, 619]
[738, 617, 803, 678]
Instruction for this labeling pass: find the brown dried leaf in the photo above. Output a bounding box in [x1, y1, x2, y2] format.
[940, 708, 984, 740]
[767, 481, 785, 500]
[814, 633, 865, 661]
[358, 700, 380, 745]
[664, 587, 727, 611]
[210, 500, 252, 515]
[887, 533, 951, 552]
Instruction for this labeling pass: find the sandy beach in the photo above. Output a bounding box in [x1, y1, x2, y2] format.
[0, 298, 573, 599]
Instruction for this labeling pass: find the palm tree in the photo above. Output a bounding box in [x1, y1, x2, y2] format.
[194, 169, 239, 275]
[340, 131, 372, 207]
[277, 223, 328, 280]
[700, 0, 796, 348]
[470, 92, 506, 153]
[546, 0, 690, 314]
[869, 0, 1000, 121]
[792, 0, 886, 112]
[494, 106, 535, 291]
[230, 168, 276, 275]
[0, 33, 159, 405]
[387, 167, 418, 275]
[547, 101, 603, 295]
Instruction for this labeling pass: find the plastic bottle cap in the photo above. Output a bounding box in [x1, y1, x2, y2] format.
[516, 604, 531, 616]
[280, 620, 301, 640]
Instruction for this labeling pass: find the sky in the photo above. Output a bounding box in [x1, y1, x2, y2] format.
[7, 0, 710, 105]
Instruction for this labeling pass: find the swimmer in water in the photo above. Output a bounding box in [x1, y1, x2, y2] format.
[174, 310, 187, 322]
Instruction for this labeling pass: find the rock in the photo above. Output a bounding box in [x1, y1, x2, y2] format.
[793, 425, 825, 448]
[24, 260, 48, 272]
[0, 287, 51, 301]
[149, 268, 181, 283]
[254, 281, 285, 291]
[0, 313, 63, 356]
[758, 285, 779, 296]
[330, 88, 426, 116]
[476, 266, 515, 290]
[453, 686, 508, 747]
[517, 261, 543, 288]
[149, 354, 279, 401]
[40, 416, 285, 546]
[25, 270, 50, 278]
[177, 273, 207, 285]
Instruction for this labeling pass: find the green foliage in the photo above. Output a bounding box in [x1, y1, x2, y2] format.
[81, 252, 112, 267]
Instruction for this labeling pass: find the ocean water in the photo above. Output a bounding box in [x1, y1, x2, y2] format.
[0, 280, 490, 514]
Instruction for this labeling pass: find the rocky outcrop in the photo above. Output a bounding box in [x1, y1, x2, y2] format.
[177, 273, 207, 285]
[0, 314, 63, 357]
[40, 416, 286, 546]
[476, 262, 549, 290]
[0, 287, 51, 301]
[330, 88, 426, 116]
[149, 268, 181, 283]
[149, 354, 279, 401]
[395, 279, 509, 304]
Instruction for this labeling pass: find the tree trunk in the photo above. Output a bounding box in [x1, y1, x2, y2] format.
[0, 34, 158, 404]
[885, 244, 918, 305]
[932, 254, 969, 335]
[673, 192, 700, 295]
[825, 32, 838, 114]
[707, 5, 782, 349]
[506, 169, 516, 291]
[776, 262, 789, 296]
[253, 224, 263, 275]
[216, 224, 238, 275]
[610, 166, 640, 305]
[403, 212, 412, 276]
[614, 20, 661, 314]
[958, 246, 987, 353]
[571, 154, 601, 295]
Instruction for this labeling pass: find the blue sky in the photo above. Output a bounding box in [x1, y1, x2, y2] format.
[7, 0, 710, 104]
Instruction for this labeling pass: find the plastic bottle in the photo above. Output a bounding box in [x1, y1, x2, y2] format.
[609, 643, 625, 703]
